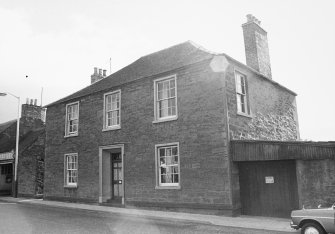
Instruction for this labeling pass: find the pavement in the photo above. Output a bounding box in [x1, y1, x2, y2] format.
[0, 196, 297, 233]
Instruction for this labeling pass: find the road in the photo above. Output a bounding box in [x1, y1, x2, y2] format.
[0, 202, 294, 234]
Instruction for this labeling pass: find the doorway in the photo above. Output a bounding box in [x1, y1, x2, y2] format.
[0, 163, 13, 195]
[99, 145, 124, 205]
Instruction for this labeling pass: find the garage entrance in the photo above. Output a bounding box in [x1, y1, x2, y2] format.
[238, 160, 299, 218]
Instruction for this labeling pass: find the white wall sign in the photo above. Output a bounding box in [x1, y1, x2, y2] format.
[265, 176, 274, 184]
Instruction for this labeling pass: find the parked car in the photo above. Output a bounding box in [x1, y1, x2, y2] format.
[290, 203, 335, 234]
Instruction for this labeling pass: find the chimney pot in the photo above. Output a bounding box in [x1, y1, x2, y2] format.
[26, 98, 29, 104]
[103, 70, 107, 77]
[94, 67, 98, 74]
[30, 99, 33, 105]
[34, 99, 37, 105]
[99, 69, 102, 76]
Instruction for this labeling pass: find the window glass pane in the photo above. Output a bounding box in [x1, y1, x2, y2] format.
[173, 156, 178, 164]
[172, 147, 178, 155]
[158, 91, 163, 100]
[160, 167, 166, 175]
[236, 95, 242, 112]
[159, 100, 168, 118]
[241, 83, 245, 94]
[158, 82, 163, 92]
[241, 102, 245, 113]
[173, 166, 179, 173]
[161, 175, 166, 183]
[170, 79, 175, 88]
[170, 88, 175, 97]
[73, 105, 78, 118]
[173, 174, 179, 183]
[166, 156, 172, 165]
[165, 173, 172, 183]
[159, 148, 165, 156]
[166, 148, 172, 156]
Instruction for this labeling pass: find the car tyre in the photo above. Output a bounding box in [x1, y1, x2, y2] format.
[301, 222, 326, 234]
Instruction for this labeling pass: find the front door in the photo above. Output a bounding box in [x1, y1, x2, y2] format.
[100, 146, 124, 205]
[111, 153, 123, 202]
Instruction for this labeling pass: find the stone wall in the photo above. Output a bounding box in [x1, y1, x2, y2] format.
[296, 159, 335, 208]
[18, 130, 45, 197]
[231, 108, 298, 141]
[226, 60, 299, 141]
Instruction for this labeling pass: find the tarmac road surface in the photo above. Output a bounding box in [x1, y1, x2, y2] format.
[0, 202, 297, 234]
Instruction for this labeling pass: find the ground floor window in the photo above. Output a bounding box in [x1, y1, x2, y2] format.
[155, 143, 180, 187]
[0, 164, 12, 175]
[64, 153, 78, 187]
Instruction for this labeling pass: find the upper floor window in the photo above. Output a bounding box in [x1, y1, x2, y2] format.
[154, 75, 177, 122]
[64, 153, 78, 187]
[65, 102, 79, 137]
[156, 143, 180, 188]
[235, 71, 249, 115]
[103, 90, 121, 130]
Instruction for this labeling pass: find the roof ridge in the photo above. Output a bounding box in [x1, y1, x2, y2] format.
[44, 41, 215, 108]
[0, 119, 16, 133]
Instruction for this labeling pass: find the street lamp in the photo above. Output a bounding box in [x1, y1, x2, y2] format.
[0, 92, 20, 198]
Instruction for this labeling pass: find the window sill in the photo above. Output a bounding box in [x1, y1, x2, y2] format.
[102, 126, 121, 132]
[155, 185, 181, 190]
[64, 133, 78, 138]
[153, 116, 178, 124]
[237, 111, 252, 118]
[64, 185, 78, 189]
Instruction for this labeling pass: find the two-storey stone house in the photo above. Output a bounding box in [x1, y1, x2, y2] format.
[44, 15, 299, 216]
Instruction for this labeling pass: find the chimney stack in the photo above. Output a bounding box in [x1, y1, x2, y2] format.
[21, 98, 46, 122]
[91, 67, 107, 84]
[242, 14, 272, 79]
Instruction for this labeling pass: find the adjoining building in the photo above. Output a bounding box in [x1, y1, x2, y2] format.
[43, 15, 333, 217]
[0, 99, 45, 197]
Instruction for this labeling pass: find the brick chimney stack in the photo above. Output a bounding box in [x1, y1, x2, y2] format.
[21, 98, 46, 122]
[242, 14, 272, 79]
[91, 67, 107, 84]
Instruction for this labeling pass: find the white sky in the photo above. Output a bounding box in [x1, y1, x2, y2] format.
[0, 0, 334, 141]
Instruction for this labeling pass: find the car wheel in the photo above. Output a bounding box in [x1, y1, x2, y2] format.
[301, 222, 325, 234]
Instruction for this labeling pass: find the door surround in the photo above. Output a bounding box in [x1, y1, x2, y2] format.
[99, 144, 124, 205]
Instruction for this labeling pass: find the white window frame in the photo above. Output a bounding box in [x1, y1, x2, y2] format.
[155, 142, 180, 189]
[64, 153, 78, 188]
[103, 90, 121, 131]
[235, 71, 250, 116]
[65, 101, 79, 137]
[153, 75, 178, 123]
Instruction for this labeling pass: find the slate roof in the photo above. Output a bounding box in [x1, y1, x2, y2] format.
[0, 120, 16, 133]
[0, 118, 45, 154]
[0, 123, 44, 154]
[45, 40, 296, 108]
[45, 41, 214, 107]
